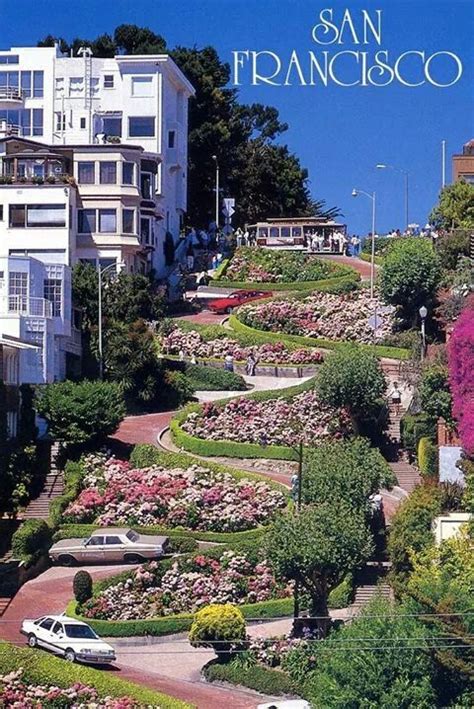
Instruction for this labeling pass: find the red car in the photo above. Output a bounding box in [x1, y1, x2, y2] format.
[208, 289, 271, 314]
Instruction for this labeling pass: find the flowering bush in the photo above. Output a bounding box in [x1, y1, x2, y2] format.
[158, 326, 323, 364]
[0, 669, 134, 708]
[181, 390, 352, 447]
[448, 307, 474, 456]
[239, 290, 395, 344]
[223, 247, 333, 283]
[82, 550, 290, 620]
[64, 455, 286, 531]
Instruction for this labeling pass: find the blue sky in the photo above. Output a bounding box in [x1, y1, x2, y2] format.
[0, 0, 473, 233]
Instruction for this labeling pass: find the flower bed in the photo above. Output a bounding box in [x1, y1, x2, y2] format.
[221, 247, 334, 283]
[64, 454, 286, 532]
[238, 290, 395, 345]
[81, 550, 291, 621]
[181, 389, 351, 447]
[0, 669, 134, 708]
[159, 325, 324, 365]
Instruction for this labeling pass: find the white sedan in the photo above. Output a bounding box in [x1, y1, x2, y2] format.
[21, 615, 116, 664]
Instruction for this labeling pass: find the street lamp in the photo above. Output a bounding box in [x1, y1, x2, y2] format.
[376, 163, 409, 232]
[352, 189, 376, 298]
[419, 305, 428, 362]
[212, 155, 220, 230]
[98, 261, 125, 380]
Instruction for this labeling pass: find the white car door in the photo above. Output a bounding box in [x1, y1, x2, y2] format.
[50, 621, 68, 656]
[36, 617, 56, 650]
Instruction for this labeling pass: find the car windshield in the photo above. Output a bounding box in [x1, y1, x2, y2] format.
[126, 530, 139, 542]
[64, 624, 98, 639]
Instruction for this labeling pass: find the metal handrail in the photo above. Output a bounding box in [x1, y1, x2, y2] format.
[3, 295, 53, 318]
[0, 86, 22, 100]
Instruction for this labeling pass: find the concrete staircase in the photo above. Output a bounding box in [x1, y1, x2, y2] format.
[389, 460, 421, 494]
[351, 581, 392, 611]
[20, 442, 64, 520]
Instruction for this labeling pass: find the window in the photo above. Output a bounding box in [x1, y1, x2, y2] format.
[90, 77, 99, 95]
[9, 272, 28, 297]
[39, 618, 54, 631]
[78, 209, 96, 234]
[78, 162, 95, 184]
[33, 71, 43, 97]
[9, 205, 26, 228]
[69, 77, 84, 96]
[32, 108, 43, 136]
[21, 72, 32, 97]
[51, 622, 64, 636]
[168, 130, 176, 149]
[131, 76, 153, 97]
[98, 209, 116, 233]
[105, 536, 122, 545]
[0, 55, 19, 64]
[0, 206, 3, 221]
[27, 205, 66, 228]
[87, 536, 104, 546]
[44, 278, 62, 317]
[20, 109, 31, 136]
[55, 112, 66, 132]
[80, 117, 86, 130]
[129, 116, 155, 138]
[122, 162, 134, 185]
[126, 530, 139, 541]
[102, 116, 121, 137]
[54, 77, 64, 97]
[140, 217, 152, 245]
[0, 71, 19, 91]
[123, 209, 135, 234]
[99, 161, 117, 184]
[140, 172, 153, 199]
[104, 74, 114, 89]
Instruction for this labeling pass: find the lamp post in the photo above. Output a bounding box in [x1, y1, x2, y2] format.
[376, 163, 409, 232]
[352, 189, 376, 298]
[212, 155, 220, 229]
[419, 305, 427, 362]
[98, 261, 124, 380]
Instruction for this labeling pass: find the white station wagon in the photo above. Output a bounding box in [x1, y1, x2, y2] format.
[21, 615, 116, 664]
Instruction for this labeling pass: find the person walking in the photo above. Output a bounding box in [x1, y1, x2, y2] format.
[224, 352, 234, 372]
[246, 352, 257, 376]
[388, 381, 402, 415]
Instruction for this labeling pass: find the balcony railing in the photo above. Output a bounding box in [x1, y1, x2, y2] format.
[0, 86, 23, 102]
[2, 295, 52, 318]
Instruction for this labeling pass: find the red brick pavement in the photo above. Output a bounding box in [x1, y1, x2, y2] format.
[173, 311, 224, 326]
[111, 412, 174, 446]
[319, 254, 374, 278]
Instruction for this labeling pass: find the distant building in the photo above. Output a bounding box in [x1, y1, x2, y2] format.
[452, 139, 474, 184]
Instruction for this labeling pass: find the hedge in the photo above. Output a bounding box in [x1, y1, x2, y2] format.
[417, 437, 439, 481]
[400, 413, 436, 453]
[229, 315, 410, 360]
[11, 519, 52, 567]
[170, 378, 317, 461]
[67, 597, 294, 638]
[359, 252, 384, 266]
[0, 642, 190, 708]
[49, 459, 84, 527]
[183, 363, 247, 391]
[203, 659, 297, 696]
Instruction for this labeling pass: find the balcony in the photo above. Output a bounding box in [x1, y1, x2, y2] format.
[0, 86, 23, 107]
[1, 295, 52, 318]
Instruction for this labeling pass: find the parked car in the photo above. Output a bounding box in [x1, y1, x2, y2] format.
[208, 289, 271, 314]
[49, 527, 169, 566]
[21, 615, 116, 665]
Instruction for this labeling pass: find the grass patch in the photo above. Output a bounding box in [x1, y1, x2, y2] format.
[0, 642, 191, 707]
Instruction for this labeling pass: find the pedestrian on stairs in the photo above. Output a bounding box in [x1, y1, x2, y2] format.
[388, 381, 402, 415]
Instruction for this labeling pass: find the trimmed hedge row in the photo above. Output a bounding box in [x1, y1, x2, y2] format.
[49, 460, 84, 527]
[0, 642, 190, 708]
[67, 597, 294, 638]
[229, 314, 410, 360]
[170, 378, 317, 461]
[203, 659, 297, 696]
[417, 437, 439, 481]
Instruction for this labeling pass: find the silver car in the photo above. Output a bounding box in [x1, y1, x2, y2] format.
[49, 527, 169, 565]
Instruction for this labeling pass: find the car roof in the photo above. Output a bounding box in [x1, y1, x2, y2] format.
[91, 527, 131, 535]
[38, 615, 90, 626]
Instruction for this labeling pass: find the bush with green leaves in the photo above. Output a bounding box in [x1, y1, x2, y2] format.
[189, 604, 246, 657]
[302, 438, 395, 516]
[203, 659, 297, 695]
[35, 380, 125, 446]
[417, 437, 439, 481]
[436, 230, 470, 271]
[429, 181, 474, 231]
[303, 597, 437, 709]
[183, 363, 247, 391]
[379, 238, 441, 326]
[419, 363, 453, 424]
[11, 519, 52, 567]
[73, 570, 93, 604]
[400, 412, 435, 453]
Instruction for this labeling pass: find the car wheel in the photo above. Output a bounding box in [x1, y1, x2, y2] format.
[27, 633, 37, 648]
[58, 554, 76, 567]
[226, 306, 233, 314]
[64, 648, 76, 663]
[124, 553, 143, 564]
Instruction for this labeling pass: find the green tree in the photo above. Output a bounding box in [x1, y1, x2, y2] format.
[436, 230, 470, 271]
[379, 238, 441, 326]
[430, 181, 474, 230]
[316, 345, 386, 431]
[304, 597, 436, 709]
[35, 380, 125, 445]
[302, 438, 395, 516]
[114, 24, 167, 54]
[267, 504, 373, 634]
[419, 363, 453, 424]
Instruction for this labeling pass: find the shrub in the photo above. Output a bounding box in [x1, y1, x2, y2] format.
[437, 231, 470, 271]
[73, 570, 93, 603]
[400, 413, 435, 453]
[448, 307, 474, 456]
[189, 604, 246, 656]
[48, 460, 85, 527]
[328, 574, 354, 609]
[203, 659, 297, 695]
[162, 370, 195, 407]
[35, 380, 125, 446]
[417, 437, 439, 481]
[184, 363, 247, 391]
[419, 364, 453, 424]
[11, 519, 52, 567]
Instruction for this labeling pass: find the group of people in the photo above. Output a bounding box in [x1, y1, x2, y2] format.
[307, 230, 361, 256]
[235, 228, 258, 248]
[224, 351, 258, 376]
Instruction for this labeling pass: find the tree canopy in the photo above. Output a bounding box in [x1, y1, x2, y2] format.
[430, 181, 474, 230]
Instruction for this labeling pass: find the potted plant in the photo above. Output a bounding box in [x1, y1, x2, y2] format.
[46, 175, 56, 184]
[32, 175, 44, 185]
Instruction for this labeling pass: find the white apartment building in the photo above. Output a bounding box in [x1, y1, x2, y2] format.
[0, 44, 194, 275]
